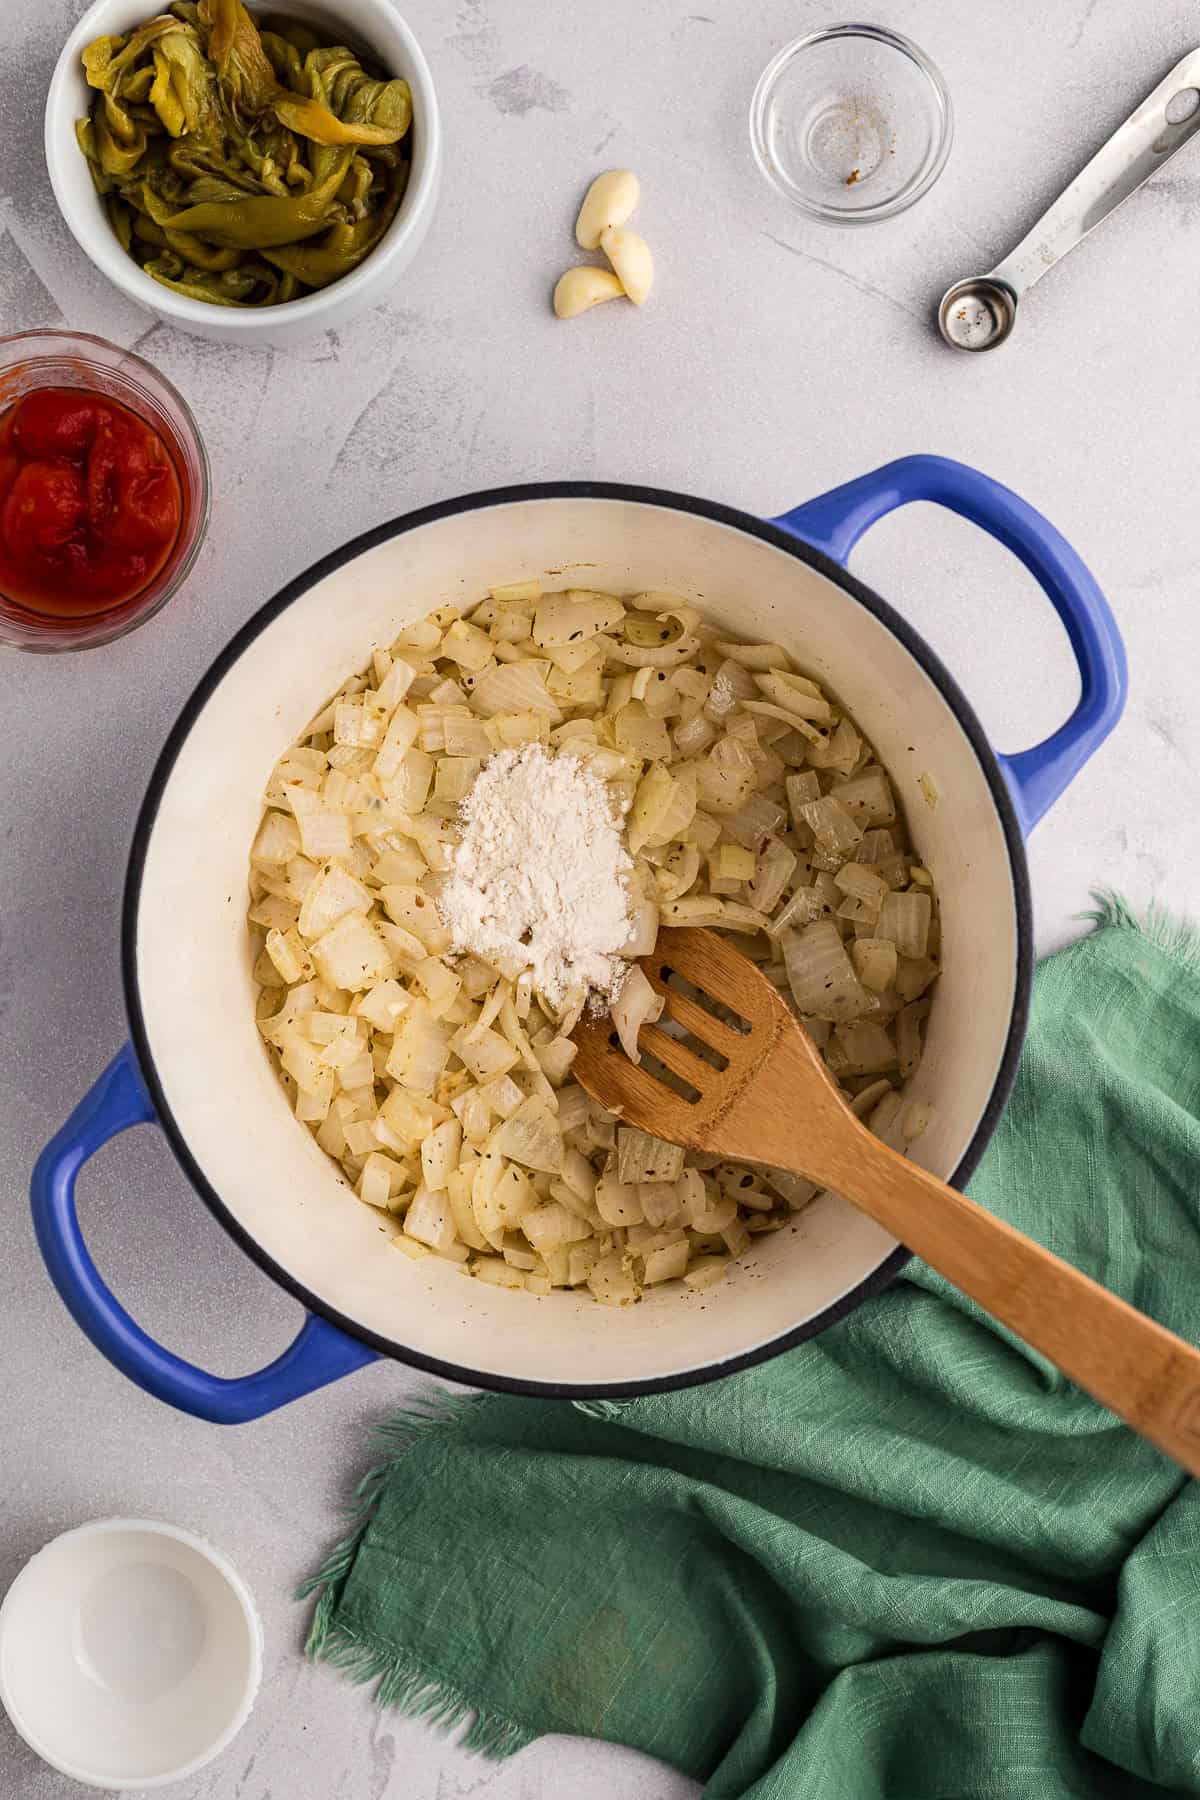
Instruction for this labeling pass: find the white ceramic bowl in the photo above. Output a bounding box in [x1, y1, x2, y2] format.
[0, 1519, 262, 1789]
[44, 0, 441, 348]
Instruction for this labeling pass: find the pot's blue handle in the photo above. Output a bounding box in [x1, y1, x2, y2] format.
[30, 1045, 378, 1424]
[772, 454, 1127, 833]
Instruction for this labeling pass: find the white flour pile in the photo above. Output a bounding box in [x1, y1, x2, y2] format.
[438, 744, 633, 1007]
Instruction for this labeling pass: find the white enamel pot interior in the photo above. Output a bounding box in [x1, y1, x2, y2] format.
[125, 487, 1030, 1395]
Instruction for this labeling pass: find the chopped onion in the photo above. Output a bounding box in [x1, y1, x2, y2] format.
[641, 594, 702, 632]
[298, 865, 374, 940]
[723, 793, 788, 850]
[806, 718, 861, 777]
[295, 808, 353, 862]
[858, 829, 895, 864]
[639, 1180, 685, 1228]
[713, 641, 790, 671]
[628, 763, 681, 855]
[683, 1257, 729, 1291]
[490, 1165, 536, 1232]
[535, 1035, 577, 1086]
[851, 937, 898, 993]
[624, 897, 660, 956]
[310, 912, 392, 991]
[662, 896, 770, 934]
[799, 795, 864, 856]
[654, 845, 699, 905]
[849, 1080, 893, 1122]
[381, 749, 435, 815]
[420, 1119, 462, 1191]
[446, 1170, 490, 1249]
[782, 920, 873, 1020]
[595, 1176, 644, 1227]
[741, 700, 825, 742]
[470, 661, 561, 718]
[616, 1126, 684, 1185]
[451, 1024, 519, 1081]
[490, 1097, 563, 1173]
[488, 580, 541, 604]
[378, 1087, 445, 1154]
[836, 894, 880, 929]
[532, 590, 625, 647]
[768, 885, 829, 938]
[265, 927, 311, 986]
[471, 1255, 525, 1288]
[615, 702, 673, 761]
[704, 658, 759, 723]
[748, 839, 797, 914]
[374, 657, 418, 712]
[753, 671, 832, 721]
[442, 715, 494, 757]
[610, 964, 664, 1064]
[696, 737, 757, 814]
[895, 1001, 928, 1079]
[785, 770, 820, 826]
[251, 811, 300, 869]
[522, 1201, 593, 1250]
[606, 635, 700, 668]
[832, 768, 895, 826]
[643, 1240, 690, 1284]
[763, 1167, 819, 1210]
[548, 662, 605, 707]
[895, 955, 940, 1002]
[405, 1187, 456, 1251]
[673, 712, 717, 757]
[832, 1021, 897, 1075]
[441, 620, 495, 673]
[834, 862, 888, 908]
[876, 890, 932, 959]
[711, 843, 755, 884]
[587, 1250, 641, 1306]
[687, 1183, 737, 1232]
[385, 1002, 450, 1094]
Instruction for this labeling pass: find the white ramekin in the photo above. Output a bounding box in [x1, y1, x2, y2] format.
[44, 0, 441, 348]
[0, 1518, 263, 1789]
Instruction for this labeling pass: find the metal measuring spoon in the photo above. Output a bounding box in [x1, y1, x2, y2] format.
[939, 46, 1200, 350]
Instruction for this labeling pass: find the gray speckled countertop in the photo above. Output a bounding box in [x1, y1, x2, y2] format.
[4, 0, 1200, 1794]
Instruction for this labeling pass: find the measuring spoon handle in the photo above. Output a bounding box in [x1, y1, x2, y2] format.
[988, 45, 1200, 301]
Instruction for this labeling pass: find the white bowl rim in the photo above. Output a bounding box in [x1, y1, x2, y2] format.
[43, 0, 440, 334]
[120, 480, 1035, 1400]
[0, 1516, 264, 1790]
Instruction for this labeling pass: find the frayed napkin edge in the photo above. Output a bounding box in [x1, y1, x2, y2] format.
[298, 1392, 536, 1758]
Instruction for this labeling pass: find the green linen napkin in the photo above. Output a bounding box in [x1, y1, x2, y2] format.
[303, 906, 1200, 1799]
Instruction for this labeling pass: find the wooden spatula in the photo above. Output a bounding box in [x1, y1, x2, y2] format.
[573, 927, 1200, 1477]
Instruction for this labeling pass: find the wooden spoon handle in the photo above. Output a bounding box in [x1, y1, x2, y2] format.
[836, 1133, 1200, 1476]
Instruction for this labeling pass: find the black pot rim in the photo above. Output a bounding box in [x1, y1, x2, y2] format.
[122, 481, 1033, 1401]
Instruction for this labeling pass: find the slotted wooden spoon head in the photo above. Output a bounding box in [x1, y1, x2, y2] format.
[579, 942, 1200, 1487]
[572, 927, 852, 1178]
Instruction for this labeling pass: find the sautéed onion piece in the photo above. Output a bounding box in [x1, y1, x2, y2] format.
[249, 586, 941, 1307]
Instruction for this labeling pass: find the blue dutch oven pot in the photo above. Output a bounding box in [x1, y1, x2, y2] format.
[32, 458, 1126, 1420]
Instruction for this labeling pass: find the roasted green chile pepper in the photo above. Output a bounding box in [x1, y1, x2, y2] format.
[75, 0, 413, 307]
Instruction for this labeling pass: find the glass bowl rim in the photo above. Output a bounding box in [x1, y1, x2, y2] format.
[749, 22, 955, 225]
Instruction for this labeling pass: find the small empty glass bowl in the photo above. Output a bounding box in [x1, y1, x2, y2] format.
[750, 24, 953, 224]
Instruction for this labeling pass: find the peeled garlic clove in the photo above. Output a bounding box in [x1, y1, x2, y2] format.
[553, 265, 625, 319]
[599, 226, 654, 306]
[575, 169, 640, 251]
